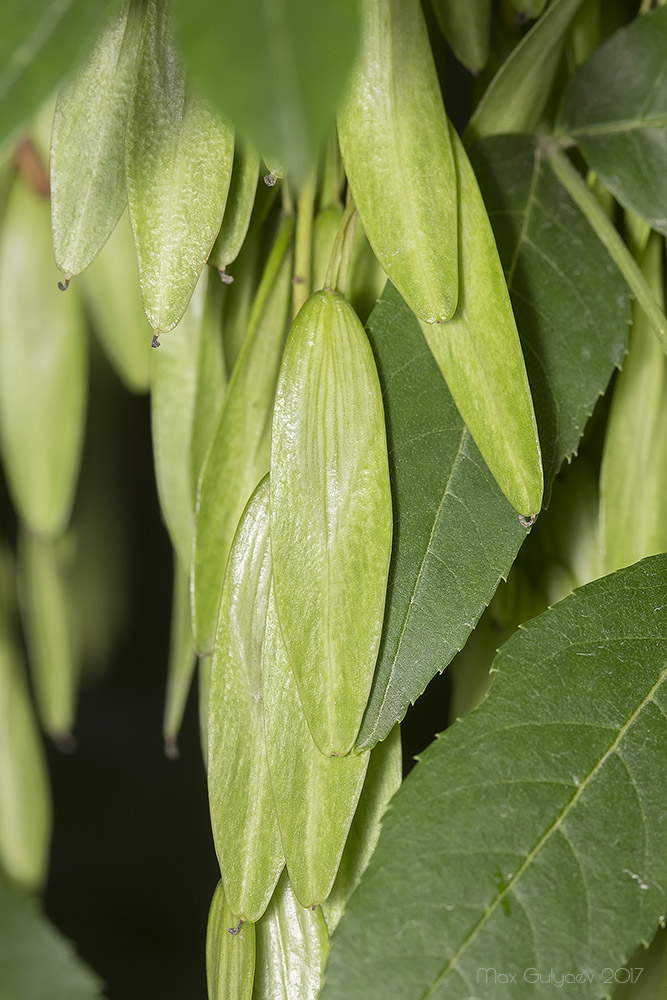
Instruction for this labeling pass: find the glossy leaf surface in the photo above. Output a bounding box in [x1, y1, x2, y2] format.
[324, 556, 667, 1000]
[356, 135, 631, 748]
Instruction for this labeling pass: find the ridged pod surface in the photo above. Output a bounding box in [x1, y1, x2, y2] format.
[125, 0, 234, 334]
[50, 0, 145, 278]
[420, 127, 543, 518]
[337, 0, 458, 324]
[206, 881, 255, 1000]
[270, 290, 392, 756]
[207, 478, 284, 922]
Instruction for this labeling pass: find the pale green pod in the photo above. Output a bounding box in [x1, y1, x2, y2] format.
[337, 0, 458, 324]
[419, 126, 543, 518]
[253, 871, 330, 1000]
[270, 290, 392, 756]
[209, 144, 260, 276]
[430, 0, 492, 74]
[510, 0, 547, 17]
[262, 156, 285, 187]
[151, 267, 224, 567]
[0, 175, 87, 536]
[0, 548, 51, 891]
[466, 0, 586, 142]
[567, 0, 601, 69]
[206, 881, 255, 1000]
[221, 226, 261, 378]
[163, 557, 197, 757]
[17, 529, 79, 741]
[50, 0, 145, 279]
[189, 275, 226, 500]
[80, 209, 152, 394]
[600, 233, 667, 574]
[125, 0, 234, 335]
[312, 203, 344, 292]
[193, 215, 294, 656]
[322, 724, 402, 933]
[262, 587, 370, 908]
[348, 217, 387, 325]
[207, 478, 284, 922]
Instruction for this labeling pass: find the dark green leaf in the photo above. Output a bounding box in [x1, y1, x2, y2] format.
[558, 7, 667, 236]
[356, 134, 630, 748]
[0, 875, 102, 999]
[0, 0, 121, 151]
[172, 0, 361, 181]
[324, 555, 667, 1000]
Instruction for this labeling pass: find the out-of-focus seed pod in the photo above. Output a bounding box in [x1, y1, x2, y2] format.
[270, 289, 392, 756]
[567, 0, 601, 69]
[510, 0, 547, 18]
[193, 215, 294, 656]
[209, 144, 260, 280]
[163, 558, 197, 758]
[151, 267, 224, 568]
[466, 0, 586, 142]
[348, 217, 387, 325]
[337, 0, 458, 324]
[262, 587, 370, 908]
[206, 881, 255, 1000]
[221, 226, 261, 378]
[50, 0, 145, 280]
[0, 175, 87, 536]
[253, 871, 329, 1000]
[80, 209, 152, 394]
[125, 0, 234, 336]
[0, 547, 51, 891]
[17, 529, 79, 743]
[419, 125, 543, 519]
[207, 479, 284, 923]
[430, 0, 492, 75]
[600, 233, 667, 574]
[312, 202, 343, 292]
[198, 655, 211, 767]
[322, 724, 402, 933]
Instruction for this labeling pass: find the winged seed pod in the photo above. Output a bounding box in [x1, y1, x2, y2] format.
[262, 587, 370, 908]
[193, 214, 294, 656]
[207, 478, 284, 923]
[206, 881, 255, 1000]
[430, 0, 492, 75]
[50, 0, 145, 280]
[209, 143, 260, 279]
[270, 289, 392, 756]
[337, 0, 458, 324]
[125, 0, 234, 336]
[600, 233, 667, 574]
[419, 125, 543, 518]
[253, 871, 330, 1000]
[0, 175, 87, 536]
[0, 548, 51, 892]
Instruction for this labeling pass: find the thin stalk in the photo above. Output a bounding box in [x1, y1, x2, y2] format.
[292, 173, 316, 317]
[320, 130, 344, 209]
[545, 140, 667, 354]
[323, 197, 357, 295]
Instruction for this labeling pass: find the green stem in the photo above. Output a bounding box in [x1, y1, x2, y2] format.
[323, 197, 356, 295]
[320, 130, 343, 209]
[545, 141, 667, 354]
[292, 173, 316, 317]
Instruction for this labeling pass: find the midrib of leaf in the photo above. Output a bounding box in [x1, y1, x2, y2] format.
[420, 663, 667, 1000]
[366, 425, 468, 739]
[0, 0, 75, 97]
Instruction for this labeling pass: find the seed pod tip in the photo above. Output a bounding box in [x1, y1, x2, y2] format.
[57, 277, 71, 292]
[228, 919, 244, 936]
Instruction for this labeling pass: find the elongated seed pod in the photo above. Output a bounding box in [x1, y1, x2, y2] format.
[208, 478, 284, 922]
[206, 881, 255, 1000]
[270, 290, 392, 756]
[420, 126, 543, 518]
[50, 0, 145, 279]
[262, 587, 370, 908]
[221, 227, 261, 378]
[337, 0, 458, 324]
[312, 203, 344, 292]
[0, 175, 87, 536]
[209, 143, 260, 276]
[510, 0, 547, 18]
[430, 0, 492, 75]
[322, 724, 402, 933]
[163, 557, 197, 757]
[18, 529, 79, 742]
[600, 233, 667, 574]
[0, 548, 51, 892]
[125, 0, 234, 335]
[253, 871, 329, 1000]
[193, 215, 294, 656]
[80, 209, 152, 394]
[466, 0, 586, 142]
[349, 217, 387, 325]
